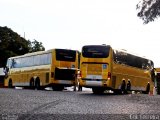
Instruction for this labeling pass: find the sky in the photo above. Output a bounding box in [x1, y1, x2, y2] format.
[0, 0, 160, 67]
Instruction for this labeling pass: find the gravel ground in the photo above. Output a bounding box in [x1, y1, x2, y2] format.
[0, 88, 160, 120]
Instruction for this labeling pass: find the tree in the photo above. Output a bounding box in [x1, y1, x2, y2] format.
[137, 0, 160, 24]
[0, 26, 30, 67]
[0, 26, 45, 67]
[28, 39, 45, 52]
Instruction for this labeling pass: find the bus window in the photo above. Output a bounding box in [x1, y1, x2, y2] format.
[82, 45, 110, 58]
[56, 49, 76, 62]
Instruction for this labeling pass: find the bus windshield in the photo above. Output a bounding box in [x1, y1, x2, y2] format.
[56, 49, 76, 62]
[82, 45, 110, 58]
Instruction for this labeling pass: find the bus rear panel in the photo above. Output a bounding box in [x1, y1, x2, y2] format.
[80, 45, 112, 92]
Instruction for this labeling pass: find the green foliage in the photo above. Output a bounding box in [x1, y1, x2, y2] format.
[28, 39, 45, 53]
[0, 26, 45, 67]
[137, 0, 160, 24]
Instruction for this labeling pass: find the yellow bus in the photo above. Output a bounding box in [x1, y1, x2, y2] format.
[79, 45, 154, 94]
[4, 49, 79, 91]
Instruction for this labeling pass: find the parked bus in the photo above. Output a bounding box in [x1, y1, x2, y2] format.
[79, 45, 154, 94]
[4, 49, 79, 91]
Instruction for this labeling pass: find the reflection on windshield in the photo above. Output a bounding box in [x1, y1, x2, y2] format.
[82, 45, 110, 58]
[113, 50, 154, 70]
[56, 49, 76, 62]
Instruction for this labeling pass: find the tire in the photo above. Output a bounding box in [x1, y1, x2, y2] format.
[114, 89, 122, 95]
[8, 79, 13, 88]
[92, 88, 104, 94]
[52, 85, 64, 91]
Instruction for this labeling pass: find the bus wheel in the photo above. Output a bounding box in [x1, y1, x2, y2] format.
[92, 88, 104, 94]
[8, 79, 13, 88]
[35, 78, 40, 90]
[114, 89, 122, 95]
[52, 86, 64, 91]
[120, 80, 126, 94]
[145, 83, 150, 94]
[30, 78, 35, 89]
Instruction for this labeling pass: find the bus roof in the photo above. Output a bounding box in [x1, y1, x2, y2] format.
[82, 44, 150, 61]
[8, 48, 78, 60]
[8, 49, 53, 59]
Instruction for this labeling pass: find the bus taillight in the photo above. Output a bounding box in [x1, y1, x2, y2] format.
[108, 72, 111, 80]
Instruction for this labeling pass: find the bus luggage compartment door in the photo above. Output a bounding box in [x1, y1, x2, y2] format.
[55, 67, 76, 81]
